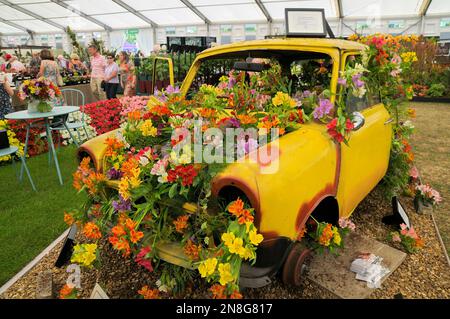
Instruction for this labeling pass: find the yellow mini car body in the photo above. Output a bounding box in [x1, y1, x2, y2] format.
[79, 38, 392, 247]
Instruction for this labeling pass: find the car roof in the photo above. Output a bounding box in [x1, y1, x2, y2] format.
[199, 37, 367, 58]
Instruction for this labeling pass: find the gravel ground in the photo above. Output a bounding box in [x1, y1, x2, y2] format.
[1, 187, 449, 299]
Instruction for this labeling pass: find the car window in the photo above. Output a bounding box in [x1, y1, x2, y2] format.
[345, 55, 380, 113]
[186, 51, 333, 100]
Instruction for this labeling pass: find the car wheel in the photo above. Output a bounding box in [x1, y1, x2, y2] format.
[281, 241, 311, 287]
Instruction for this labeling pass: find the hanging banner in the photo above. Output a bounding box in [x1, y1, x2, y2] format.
[123, 29, 139, 53]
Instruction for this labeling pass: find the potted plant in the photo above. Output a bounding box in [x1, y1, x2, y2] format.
[414, 183, 442, 213]
[18, 77, 62, 113]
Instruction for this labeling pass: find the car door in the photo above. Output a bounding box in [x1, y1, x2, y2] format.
[336, 53, 393, 218]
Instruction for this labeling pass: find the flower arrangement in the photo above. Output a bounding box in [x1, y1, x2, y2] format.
[389, 223, 424, 254]
[0, 120, 24, 162]
[415, 183, 442, 208]
[18, 77, 62, 113]
[64, 48, 404, 298]
[306, 217, 355, 254]
[81, 99, 122, 135]
[349, 34, 419, 198]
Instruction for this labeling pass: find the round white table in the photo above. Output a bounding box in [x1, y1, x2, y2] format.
[5, 106, 80, 185]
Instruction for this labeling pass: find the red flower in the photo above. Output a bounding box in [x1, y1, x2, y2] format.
[326, 118, 344, 143]
[135, 246, 153, 272]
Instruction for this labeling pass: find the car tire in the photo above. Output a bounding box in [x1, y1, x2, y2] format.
[281, 241, 311, 287]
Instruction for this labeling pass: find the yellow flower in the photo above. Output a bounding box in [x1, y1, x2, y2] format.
[228, 238, 246, 256]
[140, 120, 158, 137]
[332, 227, 341, 246]
[242, 248, 255, 260]
[272, 92, 296, 108]
[71, 244, 97, 268]
[249, 229, 264, 246]
[198, 258, 218, 278]
[128, 167, 142, 188]
[221, 232, 235, 247]
[401, 52, 418, 63]
[118, 178, 130, 200]
[218, 263, 234, 286]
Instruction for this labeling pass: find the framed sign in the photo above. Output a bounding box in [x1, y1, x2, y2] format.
[285, 8, 327, 37]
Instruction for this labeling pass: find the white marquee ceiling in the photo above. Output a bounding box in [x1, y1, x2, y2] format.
[0, 0, 448, 34]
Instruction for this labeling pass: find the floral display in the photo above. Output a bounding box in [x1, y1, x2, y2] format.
[0, 120, 24, 162]
[306, 217, 355, 254]
[389, 223, 424, 254]
[81, 99, 123, 135]
[415, 183, 442, 208]
[18, 77, 62, 113]
[64, 38, 427, 298]
[349, 34, 420, 197]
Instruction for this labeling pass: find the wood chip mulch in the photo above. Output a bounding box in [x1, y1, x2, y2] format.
[1, 187, 449, 299]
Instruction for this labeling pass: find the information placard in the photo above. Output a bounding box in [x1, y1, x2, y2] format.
[285, 8, 327, 37]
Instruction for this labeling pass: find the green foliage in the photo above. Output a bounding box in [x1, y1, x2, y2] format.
[427, 83, 446, 97]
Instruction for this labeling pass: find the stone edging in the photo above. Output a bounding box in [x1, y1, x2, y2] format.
[431, 212, 450, 267]
[0, 228, 70, 296]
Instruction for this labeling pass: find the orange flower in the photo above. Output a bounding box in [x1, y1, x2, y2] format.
[64, 212, 75, 226]
[415, 237, 424, 249]
[173, 215, 189, 233]
[198, 108, 216, 118]
[237, 114, 257, 125]
[121, 158, 139, 178]
[210, 284, 227, 299]
[318, 224, 334, 246]
[109, 236, 131, 257]
[138, 285, 160, 299]
[125, 218, 137, 231]
[184, 240, 202, 261]
[72, 171, 84, 191]
[228, 198, 244, 217]
[83, 222, 102, 240]
[230, 290, 243, 299]
[59, 284, 75, 299]
[237, 209, 254, 225]
[408, 108, 416, 119]
[129, 229, 144, 244]
[111, 225, 126, 237]
[297, 227, 306, 240]
[128, 110, 141, 121]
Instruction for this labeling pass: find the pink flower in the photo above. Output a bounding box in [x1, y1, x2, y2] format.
[392, 233, 401, 243]
[410, 166, 419, 179]
[338, 218, 356, 231]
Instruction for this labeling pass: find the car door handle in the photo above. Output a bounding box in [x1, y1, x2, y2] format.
[384, 118, 394, 125]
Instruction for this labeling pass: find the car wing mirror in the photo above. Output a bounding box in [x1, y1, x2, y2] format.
[352, 112, 365, 131]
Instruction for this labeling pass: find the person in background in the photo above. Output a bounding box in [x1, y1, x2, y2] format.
[88, 44, 106, 101]
[1, 54, 12, 72]
[57, 55, 69, 71]
[9, 56, 26, 73]
[29, 52, 41, 77]
[37, 49, 60, 85]
[0, 74, 14, 119]
[0, 53, 5, 66]
[118, 51, 136, 97]
[104, 55, 119, 99]
[69, 53, 87, 73]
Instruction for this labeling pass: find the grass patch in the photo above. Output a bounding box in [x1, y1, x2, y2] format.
[409, 102, 450, 255]
[0, 145, 85, 286]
